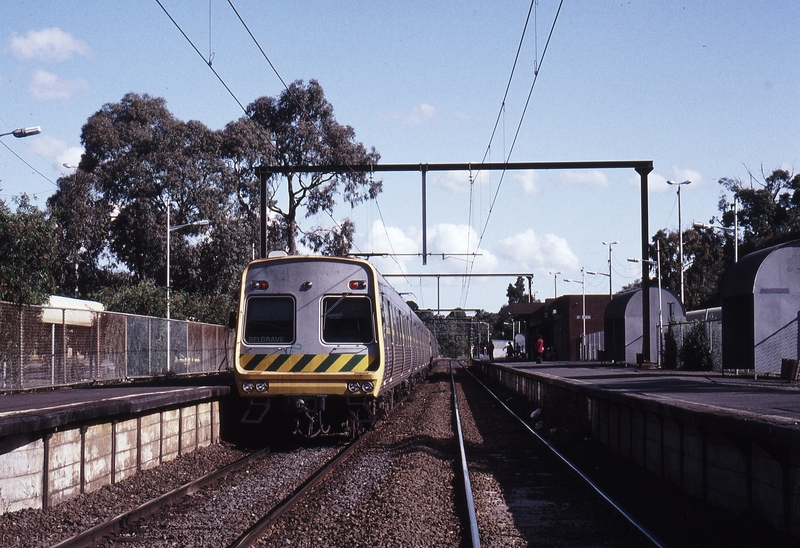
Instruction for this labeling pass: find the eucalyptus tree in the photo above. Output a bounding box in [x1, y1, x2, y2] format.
[47, 168, 110, 296]
[79, 94, 224, 286]
[243, 79, 382, 255]
[649, 167, 800, 311]
[719, 168, 800, 254]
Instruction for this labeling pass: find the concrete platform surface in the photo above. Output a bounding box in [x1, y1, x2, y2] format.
[502, 361, 800, 427]
[0, 384, 231, 437]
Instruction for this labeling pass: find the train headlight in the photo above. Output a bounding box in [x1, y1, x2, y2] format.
[250, 280, 269, 290]
[242, 381, 255, 393]
[347, 381, 361, 393]
[348, 280, 366, 290]
[361, 381, 375, 393]
[255, 381, 268, 392]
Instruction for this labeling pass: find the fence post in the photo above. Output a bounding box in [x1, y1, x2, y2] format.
[51, 322, 56, 385]
[17, 305, 23, 389]
[62, 309, 67, 384]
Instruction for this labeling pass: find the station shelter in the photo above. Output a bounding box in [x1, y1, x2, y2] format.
[720, 239, 800, 375]
[603, 287, 684, 365]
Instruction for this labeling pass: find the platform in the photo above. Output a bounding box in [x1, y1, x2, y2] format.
[508, 361, 800, 427]
[0, 380, 232, 513]
[473, 360, 800, 539]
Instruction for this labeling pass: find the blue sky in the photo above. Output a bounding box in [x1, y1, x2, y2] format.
[1, 1, 798, 312]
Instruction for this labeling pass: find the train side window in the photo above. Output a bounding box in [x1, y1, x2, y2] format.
[244, 296, 295, 344]
[322, 296, 374, 343]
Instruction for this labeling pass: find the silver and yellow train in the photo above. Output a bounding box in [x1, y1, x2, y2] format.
[233, 254, 437, 437]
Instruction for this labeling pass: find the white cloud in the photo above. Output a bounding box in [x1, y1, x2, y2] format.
[9, 28, 92, 61]
[29, 135, 83, 173]
[381, 103, 437, 125]
[30, 70, 89, 100]
[496, 228, 579, 273]
[354, 221, 498, 276]
[431, 171, 474, 193]
[515, 171, 540, 195]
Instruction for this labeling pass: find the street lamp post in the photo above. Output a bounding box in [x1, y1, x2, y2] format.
[602, 241, 618, 298]
[628, 239, 663, 366]
[166, 204, 211, 371]
[0, 126, 41, 138]
[587, 269, 613, 362]
[563, 267, 586, 360]
[667, 180, 691, 304]
[549, 271, 562, 298]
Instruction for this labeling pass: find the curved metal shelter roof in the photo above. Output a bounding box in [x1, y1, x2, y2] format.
[721, 239, 800, 298]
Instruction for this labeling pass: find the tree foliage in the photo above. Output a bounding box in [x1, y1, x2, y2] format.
[0, 195, 59, 304]
[652, 167, 799, 311]
[244, 79, 382, 255]
[719, 168, 800, 252]
[42, 82, 382, 322]
[506, 276, 526, 304]
[679, 321, 714, 371]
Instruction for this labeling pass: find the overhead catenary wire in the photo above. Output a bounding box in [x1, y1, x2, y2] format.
[155, 0, 249, 116]
[159, 0, 393, 259]
[225, 0, 401, 259]
[463, 0, 565, 306]
[460, 0, 538, 307]
[0, 139, 57, 189]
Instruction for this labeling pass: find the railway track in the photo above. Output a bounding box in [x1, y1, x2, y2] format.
[49, 361, 666, 547]
[49, 442, 345, 547]
[51, 449, 270, 547]
[454, 359, 665, 547]
[228, 435, 367, 547]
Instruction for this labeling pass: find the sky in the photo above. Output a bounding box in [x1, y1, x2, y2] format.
[1, 1, 799, 313]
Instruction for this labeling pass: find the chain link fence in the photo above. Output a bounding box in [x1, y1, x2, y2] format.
[665, 319, 723, 371]
[0, 301, 233, 392]
[581, 318, 723, 370]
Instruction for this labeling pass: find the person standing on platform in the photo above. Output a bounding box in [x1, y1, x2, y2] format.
[536, 335, 545, 363]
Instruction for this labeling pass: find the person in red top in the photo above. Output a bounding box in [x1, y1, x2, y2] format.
[536, 335, 545, 363]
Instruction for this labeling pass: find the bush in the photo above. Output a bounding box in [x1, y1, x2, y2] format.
[679, 321, 713, 371]
[663, 323, 678, 370]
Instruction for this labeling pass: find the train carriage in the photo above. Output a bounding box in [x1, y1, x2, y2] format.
[233, 254, 437, 437]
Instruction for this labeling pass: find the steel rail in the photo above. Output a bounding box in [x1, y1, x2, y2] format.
[462, 365, 667, 548]
[52, 448, 270, 548]
[451, 360, 481, 548]
[228, 436, 367, 547]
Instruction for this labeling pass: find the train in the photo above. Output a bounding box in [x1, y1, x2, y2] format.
[232, 253, 438, 437]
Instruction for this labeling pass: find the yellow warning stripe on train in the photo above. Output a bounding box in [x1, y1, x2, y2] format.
[239, 353, 378, 373]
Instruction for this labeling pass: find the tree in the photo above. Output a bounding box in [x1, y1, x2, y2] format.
[506, 276, 526, 304]
[435, 309, 470, 358]
[78, 94, 229, 285]
[46, 84, 382, 321]
[244, 79, 382, 255]
[651, 226, 728, 311]
[0, 195, 59, 304]
[51, 92, 255, 321]
[654, 167, 800, 313]
[719, 168, 800, 253]
[47, 168, 111, 297]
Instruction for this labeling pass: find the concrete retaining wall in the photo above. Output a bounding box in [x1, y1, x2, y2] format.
[0, 401, 220, 513]
[473, 361, 800, 539]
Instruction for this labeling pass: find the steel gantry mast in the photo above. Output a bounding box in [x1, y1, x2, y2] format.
[256, 160, 655, 361]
